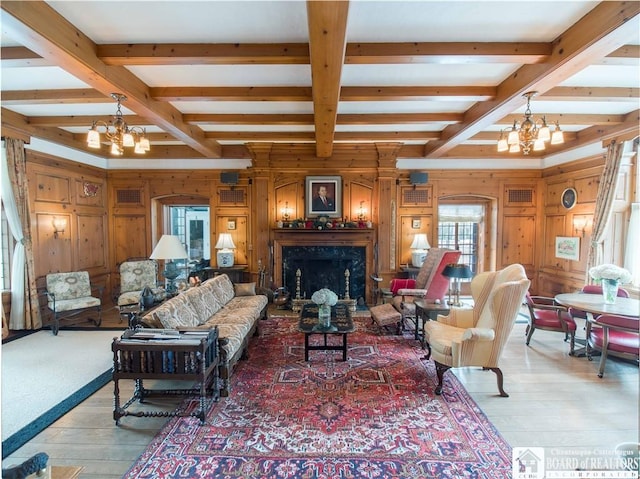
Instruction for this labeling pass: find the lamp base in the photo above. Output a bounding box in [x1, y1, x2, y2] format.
[217, 250, 235, 268]
[411, 250, 428, 267]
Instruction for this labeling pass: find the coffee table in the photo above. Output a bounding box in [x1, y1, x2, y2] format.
[298, 303, 354, 361]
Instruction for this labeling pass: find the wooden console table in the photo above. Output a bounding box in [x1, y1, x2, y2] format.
[111, 328, 219, 425]
[201, 266, 247, 283]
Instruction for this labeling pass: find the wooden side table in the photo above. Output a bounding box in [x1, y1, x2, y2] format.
[413, 299, 450, 344]
[111, 328, 219, 425]
[201, 266, 247, 283]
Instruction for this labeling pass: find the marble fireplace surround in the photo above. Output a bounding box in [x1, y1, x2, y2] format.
[272, 229, 375, 305]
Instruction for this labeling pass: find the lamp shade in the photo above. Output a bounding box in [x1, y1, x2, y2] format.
[215, 233, 236, 268]
[442, 263, 473, 279]
[150, 235, 188, 260]
[215, 233, 236, 250]
[410, 234, 430, 250]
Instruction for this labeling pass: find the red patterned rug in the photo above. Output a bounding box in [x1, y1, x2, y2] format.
[124, 317, 512, 478]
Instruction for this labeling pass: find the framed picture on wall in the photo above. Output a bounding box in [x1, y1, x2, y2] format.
[227, 219, 236, 230]
[555, 236, 580, 261]
[305, 176, 342, 218]
[412, 219, 421, 229]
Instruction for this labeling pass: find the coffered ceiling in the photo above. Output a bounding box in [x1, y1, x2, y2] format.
[1, 1, 638, 170]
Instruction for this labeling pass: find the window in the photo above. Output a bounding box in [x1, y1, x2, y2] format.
[438, 203, 484, 278]
[168, 205, 210, 263]
[1, 203, 14, 290]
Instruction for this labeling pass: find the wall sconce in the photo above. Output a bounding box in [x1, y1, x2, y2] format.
[281, 201, 291, 223]
[573, 217, 592, 237]
[52, 217, 67, 239]
[357, 201, 366, 221]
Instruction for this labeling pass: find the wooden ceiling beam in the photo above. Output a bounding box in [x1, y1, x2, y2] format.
[306, 0, 349, 157]
[182, 112, 463, 125]
[541, 86, 639, 102]
[422, 1, 640, 158]
[0, 0, 222, 158]
[1, 88, 109, 104]
[5, 42, 637, 67]
[1, 107, 110, 155]
[345, 42, 551, 64]
[28, 115, 147, 126]
[499, 113, 625, 126]
[150, 87, 313, 102]
[98, 43, 310, 65]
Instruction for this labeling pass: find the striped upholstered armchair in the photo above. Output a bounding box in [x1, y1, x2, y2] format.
[423, 264, 530, 397]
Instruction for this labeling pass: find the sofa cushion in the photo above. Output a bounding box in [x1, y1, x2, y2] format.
[206, 274, 235, 305]
[183, 287, 218, 325]
[234, 282, 256, 296]
[151, 294, 200, 329]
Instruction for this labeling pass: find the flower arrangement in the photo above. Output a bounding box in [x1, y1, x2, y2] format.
[588, 264, 632, 284]
[311, 288, 338, 306]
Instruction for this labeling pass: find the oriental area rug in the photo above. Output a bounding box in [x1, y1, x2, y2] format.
[124, 316, 511, 479]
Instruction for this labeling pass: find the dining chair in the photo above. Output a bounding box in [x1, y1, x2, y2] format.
[585, 314, 639, 378]
[525, 293, 577, 355]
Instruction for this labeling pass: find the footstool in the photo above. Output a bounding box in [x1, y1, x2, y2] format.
[370, 303, 402, 334]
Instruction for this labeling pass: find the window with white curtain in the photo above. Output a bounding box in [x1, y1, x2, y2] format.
[438, 204, 484, 276]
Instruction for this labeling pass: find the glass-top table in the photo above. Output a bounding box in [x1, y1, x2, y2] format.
[298, 303, 354, 361]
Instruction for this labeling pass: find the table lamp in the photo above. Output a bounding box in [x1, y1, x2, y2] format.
[215, 233, 236, 268]
[410, 234, 430, 267]
[442, 263, 473, 307]
[150, 234, 188, 294]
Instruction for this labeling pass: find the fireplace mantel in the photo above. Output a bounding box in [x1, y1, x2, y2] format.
[272, 229, 375, 304]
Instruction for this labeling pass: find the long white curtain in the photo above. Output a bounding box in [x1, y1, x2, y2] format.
[1, 141, 27, 328]
[586, 141, 625, 279]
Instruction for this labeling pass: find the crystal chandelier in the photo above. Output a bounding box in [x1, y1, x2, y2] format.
[497, 91, 564, 155]
[86, 93, 150, 156]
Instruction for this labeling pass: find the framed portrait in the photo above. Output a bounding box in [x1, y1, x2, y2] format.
[555, 236, 580, 261]
[412, 219, 421, 229]
[305, 176, 342, 218]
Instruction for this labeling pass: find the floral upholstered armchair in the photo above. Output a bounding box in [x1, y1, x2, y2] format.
[423, 263, 530, 397]
[117, 259, 166, 317]
[45, 271, 103, 335]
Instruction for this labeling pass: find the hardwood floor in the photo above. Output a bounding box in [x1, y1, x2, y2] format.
[2, 305, 638, 478]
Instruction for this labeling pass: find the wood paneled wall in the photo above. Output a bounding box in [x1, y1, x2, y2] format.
[22, 144, 630, 310]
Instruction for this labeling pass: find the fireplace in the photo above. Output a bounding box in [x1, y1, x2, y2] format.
[272, 229, 375, 306]
[282, 245, 366, 301]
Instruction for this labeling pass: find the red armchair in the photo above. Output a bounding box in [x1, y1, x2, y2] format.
[586, 314, 639, 378]
[390, 248, 461, 324]
[525, 293, 577, 355]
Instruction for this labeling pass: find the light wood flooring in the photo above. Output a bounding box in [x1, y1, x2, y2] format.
[2, 304, 638, 478]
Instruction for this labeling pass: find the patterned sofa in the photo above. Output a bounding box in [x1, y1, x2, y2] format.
[142, 273, 268, 396]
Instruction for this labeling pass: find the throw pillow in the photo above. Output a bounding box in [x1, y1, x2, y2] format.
[234, 282, 256, 296]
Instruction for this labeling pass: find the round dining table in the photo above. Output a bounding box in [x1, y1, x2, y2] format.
[554, 293, 640, 319]
[554, 293, 639, 357]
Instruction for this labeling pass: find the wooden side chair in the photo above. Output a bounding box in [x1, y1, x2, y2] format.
[525, 293, 577, 355]
[45, 271, 102, 335]
[586, 314, 639, 378]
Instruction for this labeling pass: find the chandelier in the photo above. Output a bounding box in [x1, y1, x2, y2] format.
[86, 93, 150, 156]
[497, 91, 564, 155]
